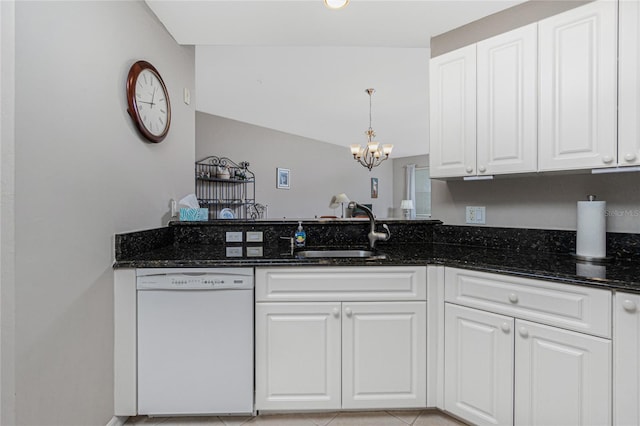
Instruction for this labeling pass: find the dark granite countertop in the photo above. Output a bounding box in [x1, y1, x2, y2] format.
[114, 241, 640, 294]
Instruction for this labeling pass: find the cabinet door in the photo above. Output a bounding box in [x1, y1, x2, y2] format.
[255, 302, 341, 410]
[444, 304, 514, 426]
[515, 319, 611, 426]
[538, 0, 617, 171]
[342, 302, 427, 409]
[429, 45, 476, 178]
[477, 23, 537, 176]
[613, 293, 640, 425]
[618, 0, 640, 167]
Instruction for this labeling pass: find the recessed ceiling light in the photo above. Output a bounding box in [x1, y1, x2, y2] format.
[324, 0, 349, 10]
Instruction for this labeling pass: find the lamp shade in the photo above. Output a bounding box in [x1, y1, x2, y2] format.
[335, 193, 350, 203]
[400, 199, 415, 210]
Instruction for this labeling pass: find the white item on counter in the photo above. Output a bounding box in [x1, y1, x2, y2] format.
[576, 195, 607, 259]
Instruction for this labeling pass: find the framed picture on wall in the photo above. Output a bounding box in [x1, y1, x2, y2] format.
[277, 168, 290, 190]
[371, 177, 378, 198]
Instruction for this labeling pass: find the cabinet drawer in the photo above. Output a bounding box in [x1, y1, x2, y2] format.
[256, 266, 427, 302]
[445, 268, 611, 338]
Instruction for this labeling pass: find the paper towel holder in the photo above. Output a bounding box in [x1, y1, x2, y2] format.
[570, 194, 613, 263]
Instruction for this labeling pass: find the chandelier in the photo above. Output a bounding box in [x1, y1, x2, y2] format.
[324, 0, 349, 9]
[350, 88, 393, 171]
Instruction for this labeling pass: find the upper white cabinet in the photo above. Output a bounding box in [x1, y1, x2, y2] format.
[429, 45, 476, 178]
[538, 0, 618, 171]
[618, 0, 640, 167]
[430, 24, 538, 179]
[477, 23, 538, 176]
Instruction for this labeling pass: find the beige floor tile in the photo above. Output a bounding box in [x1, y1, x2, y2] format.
[218, 415, 254, 426]
[243, 413, 317, 425]
[385, 410, 423, 425]
[126, 416, 167, 425]
[412, 410, 468, 426]
[156, 416, 226, 426]
[302, 411, 339, 426]
[327, 411, 407, 426]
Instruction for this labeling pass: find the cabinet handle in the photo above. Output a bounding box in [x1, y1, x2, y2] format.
[478, 165, 486, 173]
[602, 155, 613, 164]
[518, 327, 529, 338]
[508, 293, 519, 304]
[623, 299, 637, 313]
[466, 166, 474, 174]
[501, 322, 511, 333]
[332, 307, 340, 317]
[625, 153, 637, 162]
[345, 307, 353, 317]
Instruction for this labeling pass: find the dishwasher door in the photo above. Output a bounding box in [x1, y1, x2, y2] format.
[137, 273, 254, 416]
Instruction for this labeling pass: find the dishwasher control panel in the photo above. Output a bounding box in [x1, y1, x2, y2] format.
[136, 268, 254, 290]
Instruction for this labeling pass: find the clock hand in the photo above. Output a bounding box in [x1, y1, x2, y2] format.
[150, 87, 157, 109]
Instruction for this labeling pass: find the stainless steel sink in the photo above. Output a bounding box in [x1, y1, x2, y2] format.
[295, 249, 386, 259]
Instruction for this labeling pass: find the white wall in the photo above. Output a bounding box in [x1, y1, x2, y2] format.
[13, 2, 195, 424]
[1, 1, 16, 424]
[196, 112, 394, 219]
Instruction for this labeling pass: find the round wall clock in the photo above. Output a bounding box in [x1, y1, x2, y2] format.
[126, 60, 171, 143]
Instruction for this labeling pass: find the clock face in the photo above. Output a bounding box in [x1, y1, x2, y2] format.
[135, 69, 169, 137]
[126, 61, 171, 143]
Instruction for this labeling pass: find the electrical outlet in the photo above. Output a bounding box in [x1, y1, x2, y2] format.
[226, 232, 243, 242]
[225, 247, 243, 257]
[466, 206, 486, 224]
[246, 231, 263, 242]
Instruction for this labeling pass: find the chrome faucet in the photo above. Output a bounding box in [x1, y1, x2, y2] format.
[347, 201, 391, 250]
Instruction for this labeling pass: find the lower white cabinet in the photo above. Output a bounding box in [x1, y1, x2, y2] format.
[614, 292, 640, 425]
[255, 302, 342, 410]
[255, 266, 427, 411]
[444, 304, 514, 426]
[443, 268, 612, 426]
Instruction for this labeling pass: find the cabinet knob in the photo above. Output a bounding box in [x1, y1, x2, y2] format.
[478, 165, 486, 173]
[508, 293, 519, 304]
[602, 155, 613, 164]
[501, 322, 511, 333]
[625, 153, 637, 162]
[332, 307, 340, 317]
[345, 307, 353, 317]
[518, 327, 529, 338]
[466, 166, 474, 174]
[623, 299, 637, 313]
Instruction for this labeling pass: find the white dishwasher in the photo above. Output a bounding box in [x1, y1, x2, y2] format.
[136, 268, 254, 416]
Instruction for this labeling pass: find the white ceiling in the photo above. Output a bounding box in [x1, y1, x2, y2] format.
[147, 0, 526, 157]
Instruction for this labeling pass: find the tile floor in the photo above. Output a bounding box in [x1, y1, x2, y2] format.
[125, 410, 467, 426]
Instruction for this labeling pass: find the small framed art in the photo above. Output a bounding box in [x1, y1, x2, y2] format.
[277, 168, 290, 189]
[371, 177, 379, 198]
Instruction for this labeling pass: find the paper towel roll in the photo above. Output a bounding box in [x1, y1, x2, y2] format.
[576, 199, 607, 259]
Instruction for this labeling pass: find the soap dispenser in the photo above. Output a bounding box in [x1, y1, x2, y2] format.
[294, 221, 306, 248]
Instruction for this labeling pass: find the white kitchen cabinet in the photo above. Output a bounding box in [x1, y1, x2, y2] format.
[342, 302, 426, 409]
[538, 0, 618, 171]
[618, 0, 640, 167]
[430, 24, 537, 179]
[255, 266, 427, 412]
[429, 45, 476, 178]
[443, 267, 612, 426]
[613, 292, 640, 425]
[444, 304, 514, 426]
[515, 319, 611, 426]
[477, 23, 538, 176]
[255, 302, 342, 411]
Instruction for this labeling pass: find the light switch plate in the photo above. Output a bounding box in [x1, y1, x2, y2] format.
[246, 246, 264, 257]
[226, 232, 243, 242]
[246, 231, 263, 242]
[466, 206, 486, 224]
[226, 247, 243, 257]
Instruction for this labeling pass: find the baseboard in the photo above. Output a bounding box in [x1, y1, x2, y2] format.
[106, 415, 128, 426]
